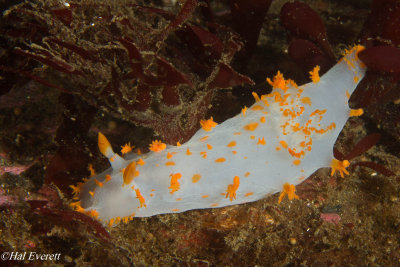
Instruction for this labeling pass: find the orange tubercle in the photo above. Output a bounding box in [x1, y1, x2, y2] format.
[169, 173, 182, 194]
[225, 176, 240, 202]
[192, 174, 201, 183]
[242, 106, 247, 116]
[137, 158, 145, 165]
[252, 92, 260, 102]
[227, 141, 237, 147]
[135, 188, 146, 208]
[215, 157, 226, 163]
[244, 122, 259, 131]
[94, 179, 103, 187]
[257, 137, 266, 145]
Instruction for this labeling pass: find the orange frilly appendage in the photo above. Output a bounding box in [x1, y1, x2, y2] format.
[278, 183, 299, 204]
[149, 140, 167, 152]
[200, 117, 218, 131]
[330, 159, 350, 178]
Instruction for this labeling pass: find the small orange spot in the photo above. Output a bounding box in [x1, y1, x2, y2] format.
[200, 136, 209, 142]
[278, 183, 299, 204]
[89, 191, 94, 197]
[136, 148, 142, 155]
[137, 158, 145, 165]
[301, 97, 312, 106]
[94, 179, 103, 187]
[244, 172, 250, 177]
[150, 193, 154, 197]
[227, 141, 237, 147]
[251, 105, 263, 111]
[169, 173, 182, 194]
[232, 150, 237, 155]
[244, 192, 254, 197]
[244, 122, 259, 131]
[346, 90, 350, 99]
[87, 209, 99, 218]
[172, 208, 180, 212]
[279, 140, 288, 148]
[309, 65, 320, 83]
[167, 152, 173, 159]
[200, 117, 218, 131]
[135, 188, 146, 208]
[211, 203, 219, 207]
[260, 116, 266, 123]
[234, 132, 241, 135]
[200, 151, 207, 159]
[176, 198, 182, 201]
[192, 174, 201, 183]
[207, 144, 213, 150]
[201, 195, 209, 198]
[165, 161, 176, 166]
[215, 157, 226, 163]
[257, 137, 266, 145]
[293, 159, 301, 166]
[149, 140, 166, 152]
[353, 76, 359, 83]
[177, 142, 181, 146]
[105, 174, 111, 182]
[186, 148, 192, 155]
[250, 135, 255, 139]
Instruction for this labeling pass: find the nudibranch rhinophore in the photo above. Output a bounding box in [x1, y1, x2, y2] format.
[70, 45, 366, 226]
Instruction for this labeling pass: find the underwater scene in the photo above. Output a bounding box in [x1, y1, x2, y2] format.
[0, 0, 399, 266]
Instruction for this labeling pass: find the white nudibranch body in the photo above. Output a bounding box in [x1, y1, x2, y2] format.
[71, 46, 366, 226]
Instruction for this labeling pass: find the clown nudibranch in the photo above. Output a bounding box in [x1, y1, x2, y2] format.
[71, 45, 366, 226]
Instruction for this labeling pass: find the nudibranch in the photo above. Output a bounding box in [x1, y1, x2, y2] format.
[70, 45, 366, 226]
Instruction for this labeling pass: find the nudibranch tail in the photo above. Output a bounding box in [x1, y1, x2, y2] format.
[71, 45, 366, 226]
